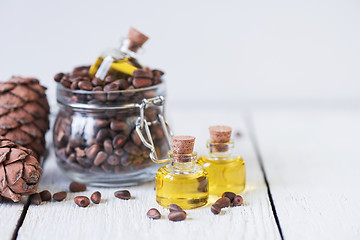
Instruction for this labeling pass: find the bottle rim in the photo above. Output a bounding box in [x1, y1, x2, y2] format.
[207, 141, 235, 154]
[206, 140, 235, 145]
[168, 152, 198, 163]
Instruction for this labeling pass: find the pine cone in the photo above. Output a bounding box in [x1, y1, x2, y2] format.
[0, 77, 49, 158]
[0, 137, 42, 202]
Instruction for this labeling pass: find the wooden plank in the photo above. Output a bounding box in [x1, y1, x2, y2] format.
[252, 109, 360, 239]
[0, 199, 27, 240]
[17, 109, 280, 240]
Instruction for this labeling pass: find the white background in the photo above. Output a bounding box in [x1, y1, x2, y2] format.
[0, 0, 359, 108]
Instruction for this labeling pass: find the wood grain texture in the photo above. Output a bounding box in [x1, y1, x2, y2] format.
[252, 109, 360, 240]
[17, 110, 280, 240]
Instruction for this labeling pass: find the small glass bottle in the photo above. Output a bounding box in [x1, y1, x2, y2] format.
[198, 126, 246, 196]
[156, 136, 209, 210]
[89, 27, 149, 80]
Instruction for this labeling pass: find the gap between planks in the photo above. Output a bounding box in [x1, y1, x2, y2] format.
[251, 109, 360, 239]
[246, 114, 284, 240]
[11, 198, 30, 240]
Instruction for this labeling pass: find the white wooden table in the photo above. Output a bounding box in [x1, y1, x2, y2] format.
[1, 107, 360, 240]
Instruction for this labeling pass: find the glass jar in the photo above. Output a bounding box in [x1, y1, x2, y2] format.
[53, 82, 171, 186]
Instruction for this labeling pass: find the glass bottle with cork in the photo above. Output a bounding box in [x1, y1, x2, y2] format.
[198, 126, 246, 196]
[156, 136, 209, 210]
[89, 27, 149, 80]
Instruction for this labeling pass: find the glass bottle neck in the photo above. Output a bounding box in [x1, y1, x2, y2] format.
[168, 152, 197, 171]
[118, 38, 138, 58]
[206, 140, 235, 157]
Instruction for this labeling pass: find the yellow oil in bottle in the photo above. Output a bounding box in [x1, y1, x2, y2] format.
[88, 57, 104, 77]
[156, 164, 208, 210]
[89, 27, 148, 79]
[89, 56, 138, 78]
[198, 155, 245, 196]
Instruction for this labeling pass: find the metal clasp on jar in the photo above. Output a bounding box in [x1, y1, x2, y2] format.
[135, 96, 172, 163]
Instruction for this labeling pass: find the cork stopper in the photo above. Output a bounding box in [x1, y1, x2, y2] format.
[171, 136, 195, 154]
[209, 125, 232, 143]
[127, 27, 149, 52]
